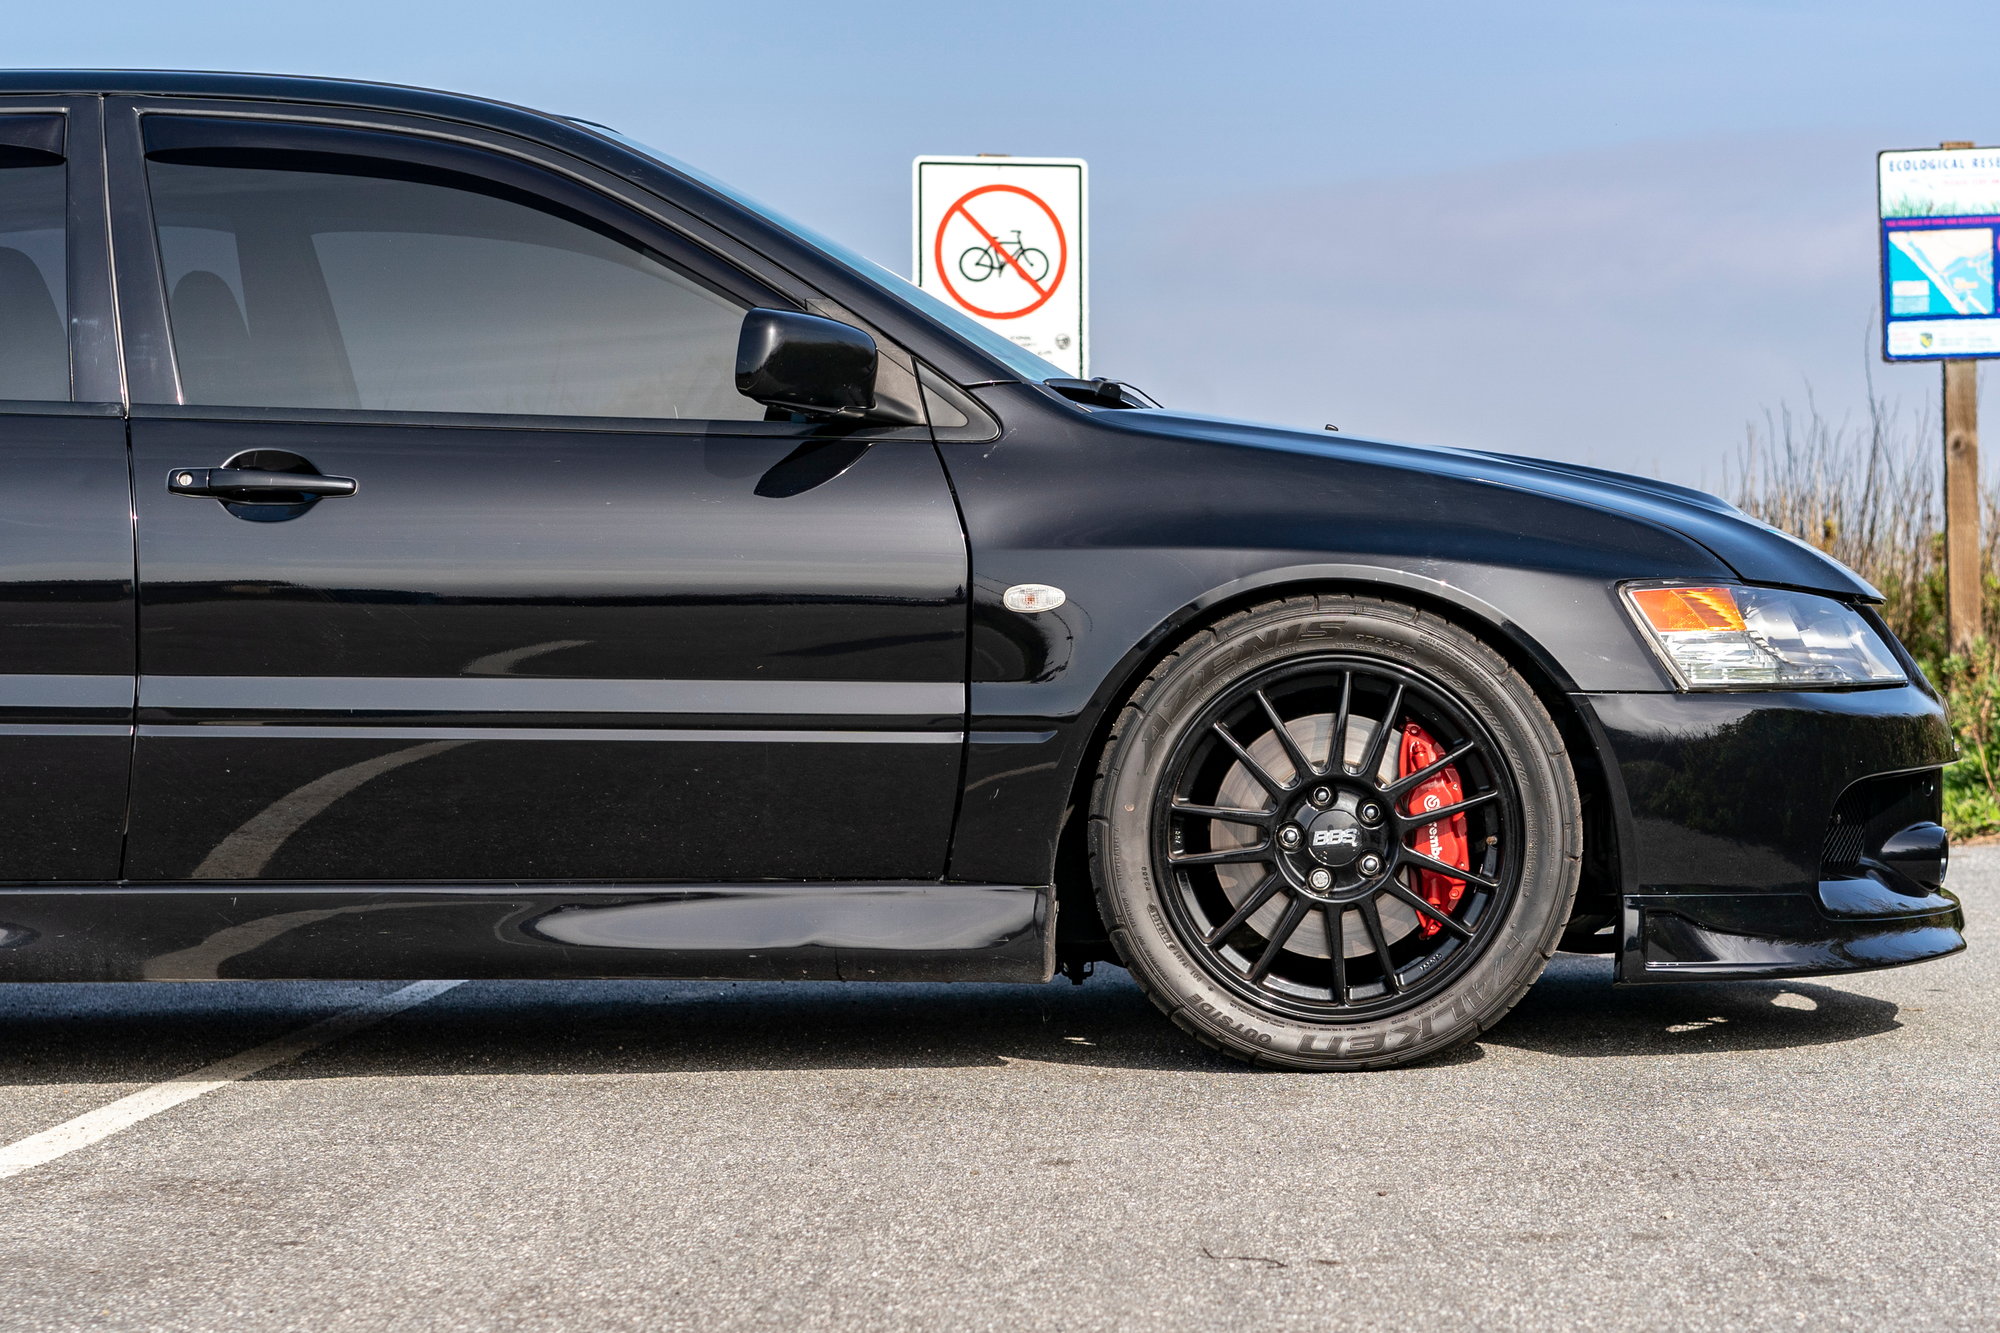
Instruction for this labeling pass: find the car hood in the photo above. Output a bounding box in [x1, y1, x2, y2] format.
[1114, 409, 1880, 601]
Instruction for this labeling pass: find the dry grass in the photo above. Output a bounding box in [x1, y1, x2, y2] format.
[1726, 386, 2000, 663]
[1727, 380, 2000, 833]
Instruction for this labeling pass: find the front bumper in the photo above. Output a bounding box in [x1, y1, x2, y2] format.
[1580, 684, 1963, 984]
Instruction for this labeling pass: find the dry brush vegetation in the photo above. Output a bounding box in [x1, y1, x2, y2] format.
[1727, 379, 2000, 836]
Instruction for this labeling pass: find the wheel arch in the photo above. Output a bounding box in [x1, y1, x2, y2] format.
[1052, 567, 1627, 967]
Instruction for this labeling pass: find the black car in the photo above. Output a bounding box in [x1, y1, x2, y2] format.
[0, 71, 1961, 1069]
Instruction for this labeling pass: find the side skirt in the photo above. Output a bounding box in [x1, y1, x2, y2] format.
[0, 882, 1054, 984]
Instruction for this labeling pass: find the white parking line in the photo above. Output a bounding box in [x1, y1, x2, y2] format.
[0, 978, 464, 1180]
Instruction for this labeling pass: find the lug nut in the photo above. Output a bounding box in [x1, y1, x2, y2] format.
[1311, 786, 1333, 807]
[1360, 803, 1382, 825]
[1309, 869, 1332, 890]
[1279, 825, 1302, 849]
[1359, 854, 1382, 876]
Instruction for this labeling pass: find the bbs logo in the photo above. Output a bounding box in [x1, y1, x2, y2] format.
[1311, 827, 1359, 848]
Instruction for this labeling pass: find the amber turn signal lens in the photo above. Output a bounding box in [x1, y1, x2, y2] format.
[1629, 586, 1747, 634]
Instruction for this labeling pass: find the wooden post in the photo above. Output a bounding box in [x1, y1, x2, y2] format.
[1939, 142, 1983, 654]
[1944, 358, 1981, 652]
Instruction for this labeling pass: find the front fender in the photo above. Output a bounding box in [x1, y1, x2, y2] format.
[940, 386, 1717, 886]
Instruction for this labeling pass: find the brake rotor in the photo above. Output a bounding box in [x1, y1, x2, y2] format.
[1207, 710, 1419, 959]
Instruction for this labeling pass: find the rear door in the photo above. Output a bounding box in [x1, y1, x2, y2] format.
[0, 98, 133, 882]
[107, 101, 967, 884]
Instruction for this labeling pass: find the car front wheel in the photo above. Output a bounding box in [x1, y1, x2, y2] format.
[1090, 595, 1582, 1069]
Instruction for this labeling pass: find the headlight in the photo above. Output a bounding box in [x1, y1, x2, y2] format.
[1623, 584, 1906, 689]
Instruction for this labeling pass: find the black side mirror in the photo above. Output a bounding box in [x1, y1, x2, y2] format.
[735, 309, 877, 419]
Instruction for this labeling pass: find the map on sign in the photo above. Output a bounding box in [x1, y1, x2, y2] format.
[914, 156, 1086, 377]
[1879, 147, 2000, 360]
[1889, 230, 1994, 316]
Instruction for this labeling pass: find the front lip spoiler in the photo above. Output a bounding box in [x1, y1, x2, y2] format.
[1616, 886, 1964, 984]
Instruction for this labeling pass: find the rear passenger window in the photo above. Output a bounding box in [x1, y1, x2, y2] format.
[146, 155, 764, 421]
[0, 130, 67, 402]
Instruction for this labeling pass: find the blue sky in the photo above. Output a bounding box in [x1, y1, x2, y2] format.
[13, 0, 1999, 482]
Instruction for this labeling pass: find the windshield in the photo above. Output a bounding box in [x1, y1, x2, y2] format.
[577, 124, 1067, 383]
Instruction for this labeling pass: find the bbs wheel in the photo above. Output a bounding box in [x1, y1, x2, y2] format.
[1090, 596, 1581, 1069]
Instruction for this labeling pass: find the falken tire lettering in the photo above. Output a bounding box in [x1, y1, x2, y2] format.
[1292, 978, 1490, 1057]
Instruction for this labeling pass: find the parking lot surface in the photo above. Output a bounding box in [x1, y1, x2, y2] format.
[0, 854, 1994, 1331]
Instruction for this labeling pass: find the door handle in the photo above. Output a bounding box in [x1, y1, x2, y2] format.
[168, 467, 357, 499]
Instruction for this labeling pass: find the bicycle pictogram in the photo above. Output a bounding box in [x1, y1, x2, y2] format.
[957, 229, 1051, 284]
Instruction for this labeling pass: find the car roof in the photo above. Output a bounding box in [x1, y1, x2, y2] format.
[0, 69, 577, 143]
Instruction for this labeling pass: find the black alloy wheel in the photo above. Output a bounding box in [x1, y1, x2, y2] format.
[1091, 595, 1581, 1070]
[1157, 656, 1519, 1019]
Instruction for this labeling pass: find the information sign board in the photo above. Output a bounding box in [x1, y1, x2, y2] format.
[1880, 146, 2000, 360]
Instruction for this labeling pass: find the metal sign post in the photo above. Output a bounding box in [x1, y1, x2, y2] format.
[1879, 140, 2000, 651]
[913, 156, 1087, 377]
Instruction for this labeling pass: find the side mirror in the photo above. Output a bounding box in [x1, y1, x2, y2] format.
[735, 309, 877, 419]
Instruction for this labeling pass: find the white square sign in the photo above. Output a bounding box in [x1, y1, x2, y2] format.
[913, 156, 1087, 377]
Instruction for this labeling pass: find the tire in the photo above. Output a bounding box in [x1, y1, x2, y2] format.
[1016, 247, 1050, 282]
[1089, 595, 1581, 1070]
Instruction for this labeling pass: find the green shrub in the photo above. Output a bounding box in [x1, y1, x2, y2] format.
[1928, 644, 2000, 838]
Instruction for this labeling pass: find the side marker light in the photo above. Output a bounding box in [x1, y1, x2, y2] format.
[1003, 584, 1066, 614]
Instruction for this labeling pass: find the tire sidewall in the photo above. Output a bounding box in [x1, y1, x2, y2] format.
[1097, 600, 1578, 1069]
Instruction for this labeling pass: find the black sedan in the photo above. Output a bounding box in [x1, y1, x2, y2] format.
[0, 71, 1960, 1069]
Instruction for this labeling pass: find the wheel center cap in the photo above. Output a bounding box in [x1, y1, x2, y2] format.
[1305, 809, 1366, 867]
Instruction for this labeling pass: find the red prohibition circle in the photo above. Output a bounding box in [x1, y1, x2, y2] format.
[932, 184, 1068, 320]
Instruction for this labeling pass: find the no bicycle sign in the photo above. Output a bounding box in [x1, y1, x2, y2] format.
[913, 156, 1087, 377]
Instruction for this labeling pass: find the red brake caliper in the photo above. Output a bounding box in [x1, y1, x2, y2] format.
[1397, 723, 1467, 936]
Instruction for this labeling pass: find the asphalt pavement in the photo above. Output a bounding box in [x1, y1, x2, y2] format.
[0, 852, 1995, 1331]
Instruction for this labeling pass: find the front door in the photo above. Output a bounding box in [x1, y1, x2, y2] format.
[111, 106, 967, 883]
[0, 101, 133, 883]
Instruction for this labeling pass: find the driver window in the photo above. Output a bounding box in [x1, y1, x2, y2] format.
[146, 154, 765, 421]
